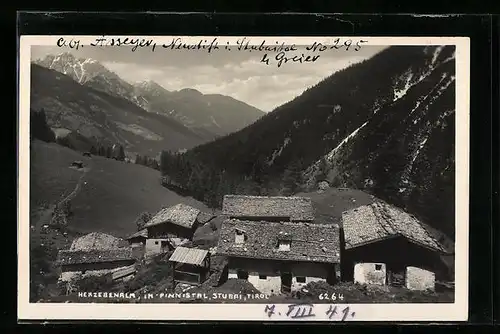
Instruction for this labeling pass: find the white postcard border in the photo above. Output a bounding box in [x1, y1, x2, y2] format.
[18, 35, 470, 322]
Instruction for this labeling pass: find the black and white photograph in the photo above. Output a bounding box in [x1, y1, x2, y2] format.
[18, 35, 470, 321]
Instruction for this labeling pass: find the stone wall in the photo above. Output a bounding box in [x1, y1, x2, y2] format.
[227, 259, 332, 295]
[145, 238, 170, 257]
[406, 266, 435, 291]
[354, 262, 386, 285]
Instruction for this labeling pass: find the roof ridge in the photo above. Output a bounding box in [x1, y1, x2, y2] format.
[225, 219, 335, 228]
[371, 202, 396, 235]
[223, 194, 311, 200]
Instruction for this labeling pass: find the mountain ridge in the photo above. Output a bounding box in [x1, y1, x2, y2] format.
[180, 45, 456, 238]
[30, 63, 209, 156]
[33, 52, 265, 136]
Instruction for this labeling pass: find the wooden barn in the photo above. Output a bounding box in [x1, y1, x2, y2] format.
[340, 202, 451, 291]
[57, 248, 136, 282]
[125, 228, 148, 258]
[216, 218, 341, 295]
[222, 195, 315, 222]
[143, 204, 206, 257]
[168, 246, 211, 287]
[126, 228, 148, 247]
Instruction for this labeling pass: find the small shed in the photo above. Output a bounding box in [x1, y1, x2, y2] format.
[71, 161, 84, 169]
[126, 229, 148, 247]
[169, 246, 210, 287]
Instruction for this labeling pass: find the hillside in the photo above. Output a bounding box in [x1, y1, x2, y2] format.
[296, 188, 376, 225]
[30, 63, 210, 156]
[34, 53, 264, 136]
[182, 45, 456, 238]
[134, 84, 264, 137]
[30, 140, 210, 237]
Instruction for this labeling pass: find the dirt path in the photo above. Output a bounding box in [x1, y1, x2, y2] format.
[59, 166, 88, 204]
[33, 159, 92, 231]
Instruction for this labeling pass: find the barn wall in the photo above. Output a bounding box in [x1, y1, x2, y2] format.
[227, 257, 336, 294]
[128, 238, 146, 247]
[353, 263, 387, 285]
[145, 238, 170, 257]
[406, 266, 436, 291]
[147, 223, 196, 240]
[131, 244, 145, 259]
[340, 234, 447, 283]
[290, 262, 329, 292]
[59, 260, 135, 282]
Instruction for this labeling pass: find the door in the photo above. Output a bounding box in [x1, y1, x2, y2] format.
[237, 270, 249, 280]
[160, 240, 169, 252]
[281, 272, 292, 293]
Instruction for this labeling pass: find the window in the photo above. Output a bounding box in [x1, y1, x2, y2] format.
[296, 276, 306, 283]
[155, 241, 159, 245]
[259, 274, 267, 280]
[375, 264, 382, 271]
[235, 229, 246, 244]
[278, 240, 291, 251]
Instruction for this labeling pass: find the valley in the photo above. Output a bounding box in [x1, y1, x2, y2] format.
[27, 44, 458, 305]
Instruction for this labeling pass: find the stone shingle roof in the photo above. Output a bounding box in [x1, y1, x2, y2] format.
[126, 229, 148, 240]
[196, 211, 215, 225]
[70, 232, 126, 251]
[342, 202, 447, 253]
[216, 219, 340, 264]
[222, 195, 314, 221]
[57, 248, 135, 266]
[145, 203, 201, 229]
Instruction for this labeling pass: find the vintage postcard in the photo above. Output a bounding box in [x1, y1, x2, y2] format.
[18, 35, 470, 321]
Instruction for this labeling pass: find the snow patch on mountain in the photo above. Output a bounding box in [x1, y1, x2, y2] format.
[268, 137, 292, 165]
[393, 70, 414, 101]
[210, 116, 221, 128]
[326, 121, 368, 161]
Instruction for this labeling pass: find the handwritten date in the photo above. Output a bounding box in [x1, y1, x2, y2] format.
[264, 304, 356, 321]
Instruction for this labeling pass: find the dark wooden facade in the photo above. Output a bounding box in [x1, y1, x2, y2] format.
[339, 229, 450, 284]
[171, 257, 211, 287]
[60, 258, 136, 273]
[228, 257, 340, 287]
[147, 221, 198, 240]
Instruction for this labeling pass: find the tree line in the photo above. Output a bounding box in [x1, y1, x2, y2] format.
[135, 154, 160, 170]
[159, 150, 306, 209]
[31, 108, 56, 143]
[89, 143, 126, 161]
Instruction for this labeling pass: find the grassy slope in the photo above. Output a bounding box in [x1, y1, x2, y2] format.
[30, 140, 210, 238]
[296, 187, 376, 226]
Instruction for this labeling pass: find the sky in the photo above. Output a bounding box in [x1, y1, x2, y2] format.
[31, 43, 387, 112]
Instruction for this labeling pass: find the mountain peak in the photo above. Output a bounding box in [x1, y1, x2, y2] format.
[135, 80, 167, 91]
[178, 88, 203, 96]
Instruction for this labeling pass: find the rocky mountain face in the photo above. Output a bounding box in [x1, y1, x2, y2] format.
[34, 53, 264, 137]
[188, 46, 456, 238]
[30, 63, 209, 156]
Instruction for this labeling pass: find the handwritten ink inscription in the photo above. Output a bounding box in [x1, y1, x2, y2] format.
[264, 304, 356, 321]
[54, 36, 368, 68]
[325, 305, 356, 321]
